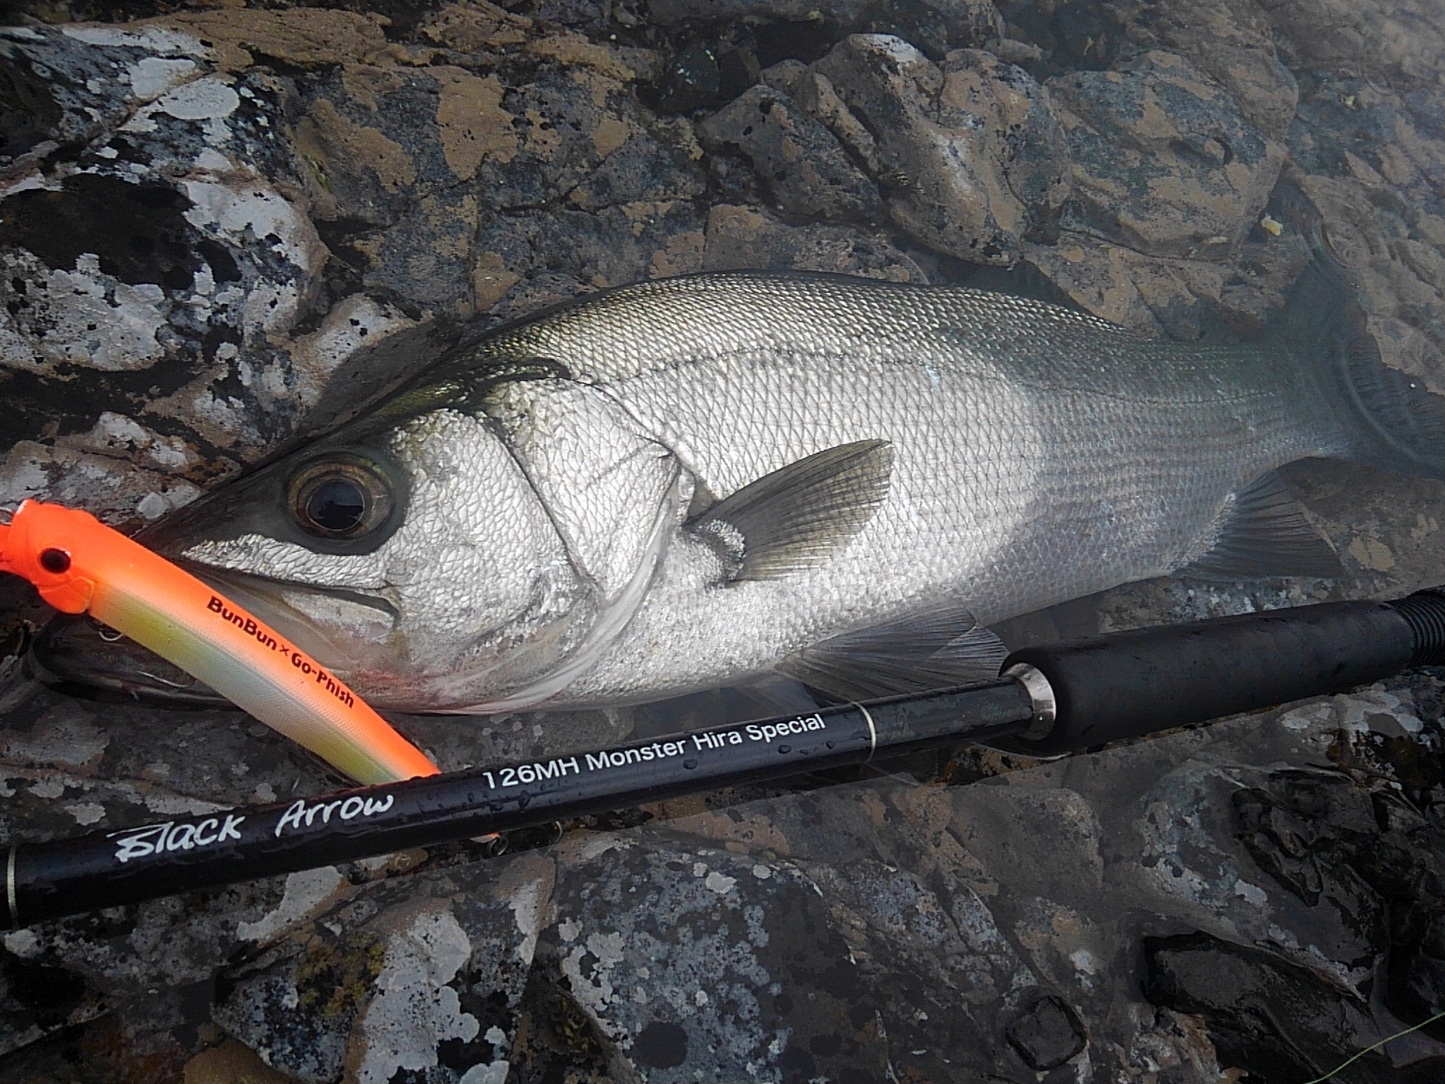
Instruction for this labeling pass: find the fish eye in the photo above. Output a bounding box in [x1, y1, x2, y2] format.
[287, 458, 394, 540]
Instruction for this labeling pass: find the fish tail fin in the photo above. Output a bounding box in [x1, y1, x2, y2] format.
[1280, 204, 1445, 480]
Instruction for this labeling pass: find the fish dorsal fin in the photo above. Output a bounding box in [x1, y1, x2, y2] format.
[1182, 471, 1342, 580]
[776, 601, 1008, 702]
[689, 440, 894, 582]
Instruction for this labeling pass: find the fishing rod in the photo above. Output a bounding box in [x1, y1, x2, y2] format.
[5, 587, 1445, 929]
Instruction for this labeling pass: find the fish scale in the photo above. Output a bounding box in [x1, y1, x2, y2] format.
[40, 268, 1445, 712]
[440, 275, 1327, 702]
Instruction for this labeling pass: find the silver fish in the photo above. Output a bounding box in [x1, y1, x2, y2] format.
[48, 263, 1445, 711]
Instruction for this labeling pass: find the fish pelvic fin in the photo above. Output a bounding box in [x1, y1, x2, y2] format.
[1181, 470, 1342, 580]
[1279, 204, 1445, 481]
[687, 440, 894, 581]
[776, 602, 1008, 702]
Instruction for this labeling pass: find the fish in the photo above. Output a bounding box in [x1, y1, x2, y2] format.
[32, 249, 1445, 714]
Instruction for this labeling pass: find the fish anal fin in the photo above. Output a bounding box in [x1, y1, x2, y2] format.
[1182, 471, 1342, 580]
[689, 440, 894, 582]
[776, 602, 1008, 702]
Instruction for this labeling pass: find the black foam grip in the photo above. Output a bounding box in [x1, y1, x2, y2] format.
[1002, 600, 1417, 756]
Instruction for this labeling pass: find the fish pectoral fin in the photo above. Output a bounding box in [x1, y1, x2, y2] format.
[1181, 471, 1342, 580]
[775, 602, 1008, 702]
[687, 440, 894, 582]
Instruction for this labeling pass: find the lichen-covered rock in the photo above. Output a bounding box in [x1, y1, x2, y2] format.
[698, 84, 880, 219]
[1261, 0, 1445, 88]
[701, 203, 926, 277]
[3, 2, 1445, 1082]
[1110, 0, 1299, 140]
[533, 830, 1052, 1081]
[1021, 229, 1242, 338]
[215, 853, 553, 1084]
[1047, 50, 1285, 258]
[0, 22, 402, 522]
[812, 34, 1070, 264]
[1144, 933, 1443, 1083]
[645, 0, 1003, 57]
[0, 11, 706, 524]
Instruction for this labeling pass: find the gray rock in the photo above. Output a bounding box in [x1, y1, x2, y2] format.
[0, 23, 392, 522]
[1048, 50, 1284, 258]
[1111, 0, 1300, 140]
[1262, 0, 1445, 87]
[645, 0, 1003, 57]
[813, 35, 1070, 264]
[533, 830, 1051, 1081]
[215, 853, 553, 1083]
[701, 203, 927, 277]
[698, 85, 880, 220]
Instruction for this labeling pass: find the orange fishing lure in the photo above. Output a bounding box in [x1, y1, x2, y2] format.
[0, 500, 438, 784]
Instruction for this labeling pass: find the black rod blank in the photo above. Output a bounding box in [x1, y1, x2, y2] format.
[6, 587, 1445, 929]
[5, 680, 1036, 929]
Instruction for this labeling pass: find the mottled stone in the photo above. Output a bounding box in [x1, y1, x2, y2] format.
[792, 68, 883, 172]
[4, 3, 1445, 1083]
[1022, 230, 1238, 338]
[645, 0, 1002, 57]
[698, 85, 880, 220]
[1048, 50, 1285, 258]
[214, 853, 553, 1084]
[813, 35, 1070, 264]
[1111, 0, 1299, 140]
[534, 830, 1051, 1082]
[1004, 994, 1087, 1072]
[1262, 0, 1445, 88]
[1145, 933, 1441, 1082]
[702, 203, 926, 278]
[0, 25, 330, 517]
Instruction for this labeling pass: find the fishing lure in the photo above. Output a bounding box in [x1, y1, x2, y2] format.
[0, 500, 438, 784]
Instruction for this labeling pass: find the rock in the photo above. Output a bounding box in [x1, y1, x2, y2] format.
[1110, 0, 1300, 140]
[1262, 0, 1445, 88]
[698, 85, 880, 220]
[1286, 149, 1445, 393]
[645, 0, 1003, 57]
[0, 23, 376, 518]
[656, 40, 723, 113]
[215, 853, 553, 1083]
[701, 204, 926, 278]
[1047, 50, 1285, 258]
[1004, 994, 1088, 1072]
[1145, 932, 1443, 1083]
[791, 69, 882, 172]
[3, 2, 1445, 1082]
[813, 35, 1070, 264]
[531, 826, 1052, 1081]
[0, 14, 706, 521]
[1021, 231, 1236, 337]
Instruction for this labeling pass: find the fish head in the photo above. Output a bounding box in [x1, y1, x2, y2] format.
[43, 402, 597, 710]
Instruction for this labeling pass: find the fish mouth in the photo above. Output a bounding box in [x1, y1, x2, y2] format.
[31, 563, 401, 706]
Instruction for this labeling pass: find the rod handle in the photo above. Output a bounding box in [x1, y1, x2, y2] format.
[1001, 591, 1445, 756]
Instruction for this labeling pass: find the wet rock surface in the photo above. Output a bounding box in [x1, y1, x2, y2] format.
[1047, 49, 1285, 257]
[1, 0, 1444, 1081]
[811, 35, 1070, 264]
